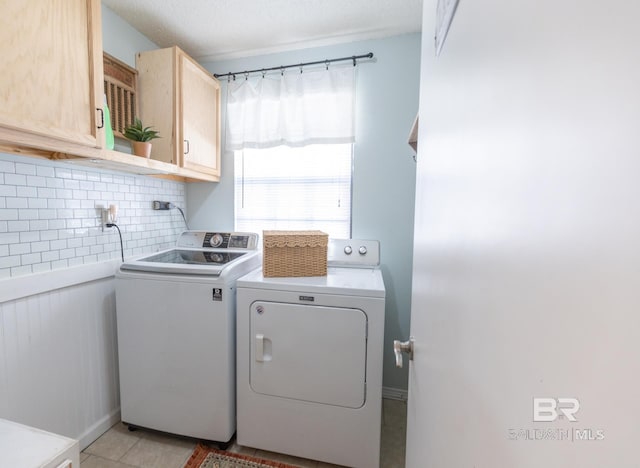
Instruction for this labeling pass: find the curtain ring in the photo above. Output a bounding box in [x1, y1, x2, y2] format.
[325, 60, 329, 71]
[227, 74, 231, 83]
[232, 74, 236, 81]
[300, 65, 303, 74]
[261, 69, 266, 79]
[280, 66, 284, 76]
[244, 71, 249, 80]
[352, 56, 356, 67]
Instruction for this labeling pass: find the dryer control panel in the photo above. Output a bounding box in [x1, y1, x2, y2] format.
[176, 231, 259, 250]
[328, 239, 380, 267]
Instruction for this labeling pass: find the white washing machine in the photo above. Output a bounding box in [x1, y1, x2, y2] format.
[236, 239, 385, 468]
[115, 231, 260, 443]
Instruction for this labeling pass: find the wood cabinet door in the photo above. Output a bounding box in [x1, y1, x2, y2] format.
[0, 0, 104, 148]
[179, 54, 220, 176]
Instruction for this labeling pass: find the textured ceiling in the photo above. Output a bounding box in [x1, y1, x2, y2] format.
[102, 0, 423, 62]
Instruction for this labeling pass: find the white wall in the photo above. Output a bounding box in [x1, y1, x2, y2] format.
[0, 266, 120, 449]
[0, 4, 174, 447]
[188, 34, 421, 392]
[408, 0, 640, 466]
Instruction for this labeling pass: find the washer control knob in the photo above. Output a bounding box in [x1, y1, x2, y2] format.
[358, 246, 367, 255]
[344, 245, 353, 255]
[209, 233, 224, 247]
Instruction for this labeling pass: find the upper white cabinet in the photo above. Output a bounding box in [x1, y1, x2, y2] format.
[0, 0, 104, 149]
[137, 46, 221, 177]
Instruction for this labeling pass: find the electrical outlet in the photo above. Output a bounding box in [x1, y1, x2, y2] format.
[153, 201, 171, 210]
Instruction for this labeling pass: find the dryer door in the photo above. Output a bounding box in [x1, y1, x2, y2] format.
[250, 301, 367, 408]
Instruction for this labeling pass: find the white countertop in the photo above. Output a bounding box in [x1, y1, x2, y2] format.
[0, 418, 79, 468]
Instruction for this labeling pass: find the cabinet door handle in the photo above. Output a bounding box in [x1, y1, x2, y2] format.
[97, 108, 104, 129]
[184, 139, 190, 154]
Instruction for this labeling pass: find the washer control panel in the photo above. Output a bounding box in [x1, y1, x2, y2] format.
[329, 239, 380, 267]
[176, 231, 259, 250]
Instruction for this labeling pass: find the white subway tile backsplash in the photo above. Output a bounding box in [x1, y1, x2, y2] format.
[51, 259, 68, 269]
[32, 262, 51, 273]
[0, 209, 19, 221]
[28, 198, 47, 209]
[5, 173, 26, 185]
[47, 199, 65, 209]
[36, 165, 55, 178]
[0, 255, 20, 268]
[50, 239, 67, 250]
[15, 162, 36, 175]
[41, 250, 59, 262]
[64, 179, 80, 189]
[45, 177, 64, 188]
[0, 153, 186, 279]
[26, 175, 46, 187]
[31, 241, 50, 252]
[18, 208, 39, 220]
[0, 161, 15, 173]
[38, 187, 56, 198]
[8, 221, 30, 232]
[38, 209, 56, 219]
[59, 248, 75, 259]
[72, 170, 87, 180]
[21, 252, 41, 265]
[56, 189, 73, 198]
[6, 198, 28, 209]
[19, 231, 39, 242]
[66, 219, 81, 228]
[10, 265, 31, 276]
[0, 185, 17, 196]
[9, 243, 30, 255]
[75, 247, 90, 256]
[17, 186, 37, 197]
[40, 231, 58, 241]
[0, 233, 20, 244]
[48, 220, 66, 230]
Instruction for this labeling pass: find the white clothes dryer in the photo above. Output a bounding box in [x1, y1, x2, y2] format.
[236, 239, 385, 468]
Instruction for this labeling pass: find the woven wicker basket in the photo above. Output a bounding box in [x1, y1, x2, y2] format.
[263, 230, 329, 277]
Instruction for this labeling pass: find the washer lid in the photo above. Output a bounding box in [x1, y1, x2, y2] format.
[120, 248, 258, 276]
[237, 267, 385, 297]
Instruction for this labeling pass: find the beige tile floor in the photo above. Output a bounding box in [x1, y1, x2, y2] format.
[81, 398, 407, 468]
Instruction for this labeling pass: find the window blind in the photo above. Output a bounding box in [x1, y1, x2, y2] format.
[234, 144, 352, 238]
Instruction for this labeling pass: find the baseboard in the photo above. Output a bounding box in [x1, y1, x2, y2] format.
[78, 408, 121, 451]
[382, 386, 408, 401]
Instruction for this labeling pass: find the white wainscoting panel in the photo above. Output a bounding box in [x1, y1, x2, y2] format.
[0, 272, 120, 449]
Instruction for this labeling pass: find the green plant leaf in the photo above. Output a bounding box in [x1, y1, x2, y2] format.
[123, 117, 161, 142]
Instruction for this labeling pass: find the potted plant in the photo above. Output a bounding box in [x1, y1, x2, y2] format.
[123, 117, 160, 158]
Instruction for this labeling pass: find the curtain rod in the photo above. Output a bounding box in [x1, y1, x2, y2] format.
[213, 52, 374, 80]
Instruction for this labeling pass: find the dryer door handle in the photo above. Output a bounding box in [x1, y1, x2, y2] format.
[256, 334, 265, 362]
[255, 334, 272, 362]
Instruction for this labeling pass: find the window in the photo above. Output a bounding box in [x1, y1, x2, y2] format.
[234, 144, 352, 238]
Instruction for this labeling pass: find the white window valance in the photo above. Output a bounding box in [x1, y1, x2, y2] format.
[225, 66, 355, 151]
